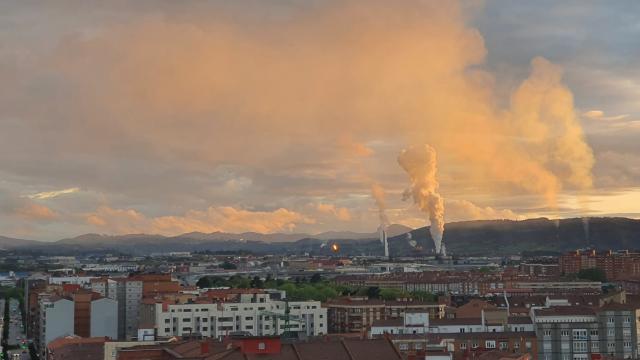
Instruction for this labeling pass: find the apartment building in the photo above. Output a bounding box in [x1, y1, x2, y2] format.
[36, 290, 118, 359]
[91, 274, 180, 340]
[369, 311, 430, 337]
[153, 292, 326, 338]
[560, 250, 640, 280]
[533, 304, 639, 360]
[324, 296, 445, 333]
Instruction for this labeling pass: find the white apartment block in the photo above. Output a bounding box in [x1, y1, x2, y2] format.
[38, 296, 74, 358]
[154, 293, 326, 338]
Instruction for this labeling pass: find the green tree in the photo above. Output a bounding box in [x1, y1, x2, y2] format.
[219, 261, 237, 270]
[196, 277, 212, 288]
[577, 268, 607, 282]
[411, 291, 437, 302]
[310, 273, 322, 283]
[250, 276, 264, 288]
[379, 288, 407, 300]
[237, 278, 251, 288]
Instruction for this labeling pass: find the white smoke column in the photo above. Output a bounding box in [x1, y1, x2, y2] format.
[398, 144, 445, 255]
[371, 183, 389, 227]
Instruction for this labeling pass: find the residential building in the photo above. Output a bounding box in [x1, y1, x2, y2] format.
[559, 250, 640, 280]
[324, 297, 445, 333]
[47, 336, 108, 360]
[369, 311, 430, 337]
[36, 290, 118, 359]
[153, 292, 326, 338]
[91, 274, 181, 340]
[533, 304, 639, 360]
[116, 336, 403, 360]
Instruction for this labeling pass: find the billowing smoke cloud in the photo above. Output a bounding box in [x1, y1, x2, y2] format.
[0, 1, 596, 239]
[398, 145, 445, 255]
[370, 183, 389, 226]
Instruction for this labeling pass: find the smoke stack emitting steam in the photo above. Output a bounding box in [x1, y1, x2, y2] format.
[371, 183, 390, 258]
[398, 144, 446, 256]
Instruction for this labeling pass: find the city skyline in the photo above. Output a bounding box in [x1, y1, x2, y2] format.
[2, 1, 640, 240]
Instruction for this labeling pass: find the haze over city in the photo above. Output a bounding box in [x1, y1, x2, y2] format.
[1, 1, 639, 242]
[5, 3, 640, 360]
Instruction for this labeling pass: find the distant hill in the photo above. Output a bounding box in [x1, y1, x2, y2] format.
[4, 217, 640, 256]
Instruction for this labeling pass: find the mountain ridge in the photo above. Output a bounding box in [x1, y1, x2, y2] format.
[2, 217, 640, 256]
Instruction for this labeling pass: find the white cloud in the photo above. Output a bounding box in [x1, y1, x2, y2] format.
[27, 187, 79, 200]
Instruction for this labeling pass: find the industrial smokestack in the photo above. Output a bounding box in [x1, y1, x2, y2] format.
[379, 224, 389, 258]
[371, 183, 390, 258]
[397, 144, 446, 256]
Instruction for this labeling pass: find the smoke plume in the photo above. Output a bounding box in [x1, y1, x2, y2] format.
[371, 183, 389, 226]
[397, 145, 446, 255]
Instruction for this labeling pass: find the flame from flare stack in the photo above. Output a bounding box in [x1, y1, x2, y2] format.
[398, 144, 446, 256]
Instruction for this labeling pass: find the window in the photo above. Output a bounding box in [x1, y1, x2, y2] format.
[245, 316, 254, 321]
[460, 328, 465, 333]
[183, 309, 192, 312]
[544, 330, 552, 337]
[258, 342, 266, 350]
[624, 316, 631, 323]
[608, 343, 615, 353]
[513, 342, 520, 350]
[591, 341, 599, 352]
[183, 318, 191, 322]
[573, 329, 588, 340]
[500, 342, 508, 350]
[460, 343, 467, 350]
[607, 329, 615, 337]
[164, 327, 170, 333]
[590, 330, 598, 337]
[245, 325, 253, 330]
[399, 343, 409, 351]
[202, 318, 208, 323]
[486, 340, 496, 349]
[526, 342, 532, 350]
[573, 341, 587, 353]
[472, 342, 479, 349]
[623, 328, 631, 336]
[202, 327, 208, 331]
[608, 317, 615, 324]
[164, 319, 170, 323]
[624, 341, 632, 349]
[562, 355, 570, 360]
[561, 330, 570, 337]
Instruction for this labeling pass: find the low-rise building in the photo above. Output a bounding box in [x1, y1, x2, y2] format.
[116, 336, 402, 360]
[324, 296, 445, 334]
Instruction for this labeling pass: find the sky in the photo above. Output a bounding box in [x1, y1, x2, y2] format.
[1, 0, 639, 240]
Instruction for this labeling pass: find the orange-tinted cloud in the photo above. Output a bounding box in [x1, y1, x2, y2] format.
[86, 205, 315, 235]
[0, 1, 598, 238]
[15, 203, 57, 221]
[316, 203, 352, 221]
